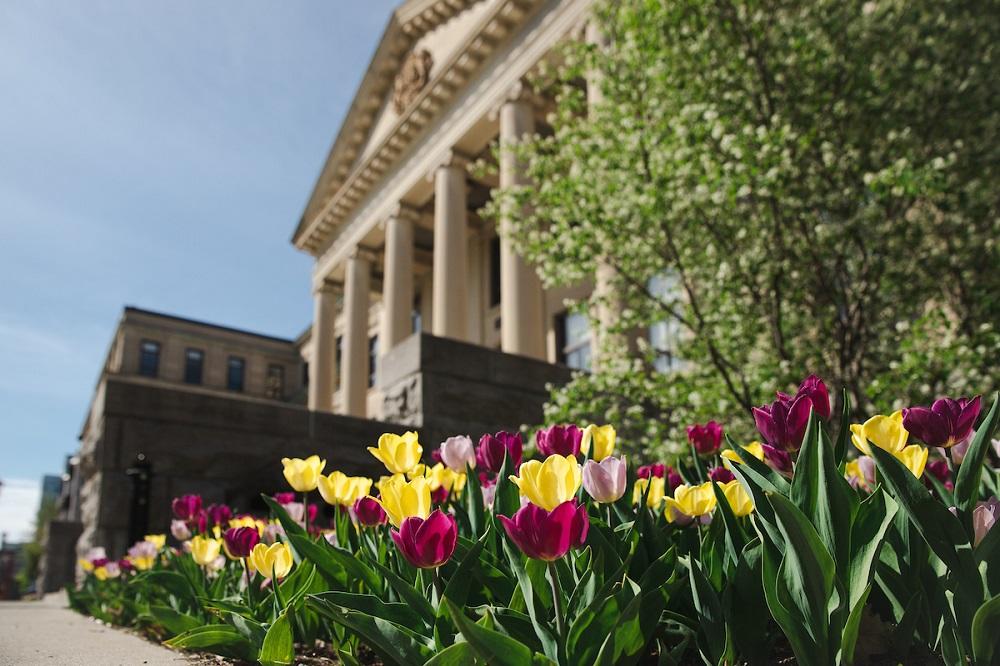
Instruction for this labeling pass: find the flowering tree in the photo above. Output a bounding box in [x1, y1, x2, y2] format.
[484, 0, 1000, 457]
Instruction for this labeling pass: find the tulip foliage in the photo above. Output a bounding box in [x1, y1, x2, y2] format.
[68, 378, 1000, 665]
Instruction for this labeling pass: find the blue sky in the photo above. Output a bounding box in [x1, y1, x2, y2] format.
[0, 0, 399, 539]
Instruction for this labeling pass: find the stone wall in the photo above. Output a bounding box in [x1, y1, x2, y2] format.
[37, 520, 82, 593]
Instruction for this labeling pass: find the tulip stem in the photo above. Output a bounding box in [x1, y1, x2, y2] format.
[432, 567, 445, 605]
[302, 492, 310, 535]
[547, 561, 566, 642]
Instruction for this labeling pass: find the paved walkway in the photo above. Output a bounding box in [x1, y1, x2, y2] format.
[0, 592, 194, 665]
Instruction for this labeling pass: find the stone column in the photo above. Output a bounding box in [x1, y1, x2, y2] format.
[341, 249, 372, 417]
[432, 152, 469, 340]
[499, 89, 546, 359]
[381, 204, 417, 353]
[307, 281, 340, 412]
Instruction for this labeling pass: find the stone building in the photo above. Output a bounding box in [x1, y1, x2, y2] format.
[50, 0, 653, 586]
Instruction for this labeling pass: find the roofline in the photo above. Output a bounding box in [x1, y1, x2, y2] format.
[123, 306, 295, 345]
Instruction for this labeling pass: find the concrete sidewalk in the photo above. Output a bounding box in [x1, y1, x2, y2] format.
[0, 592, 195, 665]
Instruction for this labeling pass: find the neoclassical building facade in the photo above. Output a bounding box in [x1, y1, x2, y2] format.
[295, 0, 608, 421]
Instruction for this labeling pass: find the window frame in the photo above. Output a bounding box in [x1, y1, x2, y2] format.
[138, 340, 160, 378]
[183, 348, 204, 385]
[226, 356, 246, 392]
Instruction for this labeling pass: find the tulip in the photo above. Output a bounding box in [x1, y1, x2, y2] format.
[509, 454, 582, 511]
[636, 463, 666, 479]
[248, 542, 293, 580]
[666, 467, 684, 493]
[368, 432, 422, 475]
[948, 436, 972, 465]
[171, 494, 202, 521]
[223, 527, 260, 559]
[281, 455, 326, 492]
[273, 492, 296, 505]
[707, 466, 735, 483]
[845, 456, 876, 491]
[633, 476, 666, 510]
[581, 424, 616, 461]
[431, 486, 449, 504]
[228, 514, 260, 531]
[318, 471, 373, 507]
[430, 448, 443, 464]
[352, 497, 387, 527]
[206, 504, 232, 527]
[536, 425, 583, 457]
[261, 521, 284, 545]
[499, 500, 589, 561]
[720, 441, 765, 465]
[376, 474, 431, 527]
[117, 558, 134, 574]
[850, 411, 909, 457]
[477, 432, 523, 473]
[719, 480, 753, 517]
[170, 519, 191, 541]
[283, 501, 318, 526]
[422, 463, 466, 498]
[389, 509, 458, 569]
[190, 535, 222, 567]
[481, 479, 497, 509]
[127, 540, 159, 571]
[753, 396, 811, 452]
[761, 444, 793, 476]
[144, 534, 166, 550]
[895, 445, 929, 479]
[973, 498, 999, 547]
[925, 459, 953, 491]
[94, 561, 120, 581]
[902, 396, 981, 448]
[439, 435, 476, 472]
[778, 375, 831, 420]
[582, 455, 627, 503]
[664, 482, 717, 525]
[687, 421, 723, 457]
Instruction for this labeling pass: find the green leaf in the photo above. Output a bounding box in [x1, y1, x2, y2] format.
[972, 594, 1000, 664]
[307, 596, 434, 666]
[165, 625, 254, 659]
[684, 555, 729, 665]
[444, 599, 533, 666]
[130, 570, 199, 607]
[147, 605, 201, 637]
[422, 641, 477, 665]
[312, 591, 427, 632]
[288, 533, 382, 593]
[497, 518, 558, 661]
[846, 488, 897, 612]
[369, 558, 436, 625]
[259, 610, 295, 666]
[494, 450, 521, 518]
[833, 388, 851, 465]
[465, 461, 486, 539]
[444, 525, 491, 609]
[262, 494, 307, 538]
[839, 584, 871, 666]
[955, 393, 1000, 511]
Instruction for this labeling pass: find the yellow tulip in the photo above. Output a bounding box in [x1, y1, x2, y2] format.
[426, 463, 462, 492]
[850, 411, 908, 457]
[228, 515, 259, 530]
[664, 482, 717, 523]
[896, 444, 928, 479]
[144, 534, 166, 549]
[190, 535, 222, 567]
[94, 566, 109, 581]
[368, 431, 422, 475]
[633, 476, 666, 510]
[581, 424, 616, 461]
[248, 542, 293, 580]
[78, 558, 94, 573]
[509, 455, 582, 511]
[720, 441, 765, 465]
[281, 455, 326, 492]
[845, 459, 872, 490]
[128, 555, 156, 571]
[719, 480, 754, 517]
[376, 474, 431, 527]
[318, 471, 373, 506]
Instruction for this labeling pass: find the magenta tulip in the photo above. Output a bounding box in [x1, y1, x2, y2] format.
[761, 444, 794, 476]
[207, 503, 233, 527]
[476, 431, 523, 473]
[223, 527, 260, 558]
[707, 466, 734, 483]
[687, 421, 723, 456]
[637, 463, 666, 479]
[171, 494, 202, 521]
[536, 425, 583, 457]
[666, 467, 683, 493]
[902, 396, 981, 448]
[582, 456, 627, 503]
[273, 492, 296, 505]
[778, 375, 831, 421]
[390, 509, 458, 569]
[499, 500, 589, 561]
[352, 497, 387, 527]
[753, 396, 811, 452]
[925, 459, 953, 491]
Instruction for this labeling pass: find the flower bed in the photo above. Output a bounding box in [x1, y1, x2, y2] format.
[69, 376, 1000, 665]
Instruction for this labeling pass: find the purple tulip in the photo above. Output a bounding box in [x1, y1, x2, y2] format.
[902, 396, 981, 449]
[536, 425, 583, 458]
[637, 463, 666, 479]
[352, 497, 387, 527]
[477, 432, 523, 473]
[390, 509, 458, 569]
[707, 466, 734, 483]
[117, 558, 135, 573]
[207, 503, 233, 527]
[925, 459, 953, 491]
[777, 375, 831, 421]
[223, 527, 260, 558]
[582, 456, 627, 503]
[753, 395, 812, 452]
[171, 494, 202, 521]
[687, 421, 723, 457]
[761, 444, 794, 476]
[499, 500, 589, 561]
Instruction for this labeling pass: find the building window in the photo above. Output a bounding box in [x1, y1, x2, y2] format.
[489, 236, 501, 307]
[648, 273, 683, 373]
[138, 340, 160, 377]
[368, 335, 379, 388]
[266, 364, 285, 399]
[227, 356, 245, 391]
[302, 361, 309, 387]
[184, 348, 204, 385]
[412, 297, 422, 334]
[334, 336, 343, 389]
[555, 311, 592, 371]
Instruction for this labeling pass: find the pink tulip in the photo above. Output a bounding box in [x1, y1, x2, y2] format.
[223, 527, 260, 558]
[352, 497, 387, 527]
[499, 500, 589, 561]
[440, 435, 476, 472]
[973, 498, 999, 547]
[536, 425, 583, 458]
[170, 519, 191, 541]
[687, 421, 723, 457]
[582, 456, 627, 503]
[390, 510, 458, 569]
[476, 432, 523, 473]
[171, 494, 202, 521]
[273, 492, 296, 505]
[206, 503, 233, 527]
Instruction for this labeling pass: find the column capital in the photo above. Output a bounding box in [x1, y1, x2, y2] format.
[313, 278, 343, 296]
[425, 149, 473, 182]
[489, 79, 543, 121]
[380, 202, 421, 230]
[348, 245, 379, 264]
